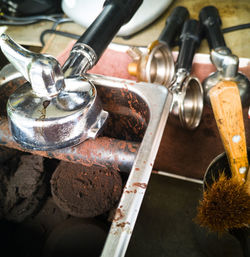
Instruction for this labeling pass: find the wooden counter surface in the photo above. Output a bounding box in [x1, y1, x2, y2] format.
[5, 0, 250, 58]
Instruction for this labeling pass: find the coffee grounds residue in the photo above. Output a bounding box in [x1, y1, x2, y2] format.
[50, 162, 123, 218]
[0, 154, 46, 222]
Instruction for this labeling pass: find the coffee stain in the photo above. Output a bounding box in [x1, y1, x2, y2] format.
[114, 208, 124, 221]
[132, 182, 147, 189]
[38, 100, 50, 120]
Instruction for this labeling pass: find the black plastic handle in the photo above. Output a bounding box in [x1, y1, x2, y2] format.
[158, 6, 189, 47]
[76, 0, 143, 60]
[199, 6, 226, 50]
[176, 19, 201, 71]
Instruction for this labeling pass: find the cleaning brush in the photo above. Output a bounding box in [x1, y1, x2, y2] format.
[197, 80, 250, 233]
[197, 173, 250, 232]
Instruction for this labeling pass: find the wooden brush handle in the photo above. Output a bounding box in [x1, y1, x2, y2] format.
[209, 81, 248, 181]
[246, 168, 250, 194]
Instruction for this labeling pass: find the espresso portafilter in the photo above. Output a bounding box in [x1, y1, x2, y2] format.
[169, 19, 203, 129]
[128, 8, 203, 129]
[0, 0, 143, 150]
[199, 6, 250, 106]
[128, 6, 189, 86]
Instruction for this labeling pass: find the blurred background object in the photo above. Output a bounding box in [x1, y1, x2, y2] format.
[0, 0, 62, 16]
[62, 0, 173, 37]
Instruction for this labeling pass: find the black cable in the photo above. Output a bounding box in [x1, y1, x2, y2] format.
[40, 29, 80, 46]
[0, 13, 67, 26]
[222, 23, 250, 33]
[171, 23, 250, 47]
[51, 18, 73, 29]
[0, 20, 39, 25]
[1, 13, 63, 22]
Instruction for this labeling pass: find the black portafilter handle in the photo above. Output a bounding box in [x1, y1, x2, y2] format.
[199, 6, 227, 50]
[176, 19, 201, 72]
[77, 0, 143, 60]
[158, 6, 189, 47]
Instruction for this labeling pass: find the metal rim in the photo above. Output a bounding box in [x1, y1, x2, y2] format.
[145, 42, 175, 86]
[179, 76, 204, 129]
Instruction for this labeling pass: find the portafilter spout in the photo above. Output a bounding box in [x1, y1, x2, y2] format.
[0, 33, 65, 98]
[0, 0, 143, 151]
[199, 6, 250, 106]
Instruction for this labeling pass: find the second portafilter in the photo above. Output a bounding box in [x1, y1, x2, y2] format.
[169, 19, 203, 129]
[199, 6, 250, 106]
[127, 6, 189, 86]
